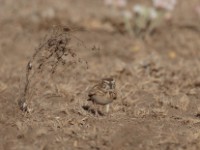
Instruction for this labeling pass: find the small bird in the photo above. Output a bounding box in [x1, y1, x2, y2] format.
[88, 78, 117, 115]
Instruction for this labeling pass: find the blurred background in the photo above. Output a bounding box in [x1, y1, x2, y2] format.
[0, 0, 200, 150]
[0, 0, 200, 57]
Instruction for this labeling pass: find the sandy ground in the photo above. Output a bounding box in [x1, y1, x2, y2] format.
[0, 0, 200, 150]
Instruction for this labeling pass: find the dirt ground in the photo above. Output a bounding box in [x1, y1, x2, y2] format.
[0, 0, 200, 150]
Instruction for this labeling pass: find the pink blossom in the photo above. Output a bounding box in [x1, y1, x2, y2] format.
[116, 0, 127, 8]
[104, 0, 113, 6]
[195, 5, 200, 17]
[152, 0, 177, 11]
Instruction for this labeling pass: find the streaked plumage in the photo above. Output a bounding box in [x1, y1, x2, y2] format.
[88, 78, 117, 115]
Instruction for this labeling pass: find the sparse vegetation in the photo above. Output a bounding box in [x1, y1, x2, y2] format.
[18, 26, 88, 112]
[103, 0, 177, 37]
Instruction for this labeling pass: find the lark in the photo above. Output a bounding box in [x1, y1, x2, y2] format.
[88, 78, 117, 115]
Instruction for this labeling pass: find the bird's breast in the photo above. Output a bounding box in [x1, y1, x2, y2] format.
[91, 95, 113, 105]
